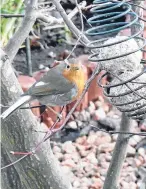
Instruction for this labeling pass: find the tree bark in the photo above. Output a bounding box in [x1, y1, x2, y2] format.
[1, 50, 72, 189]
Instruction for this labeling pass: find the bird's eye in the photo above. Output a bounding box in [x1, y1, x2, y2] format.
[66, 64, 70, 69]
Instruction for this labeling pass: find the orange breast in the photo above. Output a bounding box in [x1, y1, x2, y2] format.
[62, 64, 85, 101]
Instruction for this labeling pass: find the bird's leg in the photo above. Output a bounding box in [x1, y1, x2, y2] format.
[46, 106, 63, 121]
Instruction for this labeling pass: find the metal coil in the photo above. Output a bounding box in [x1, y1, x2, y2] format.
[86, 0, 146, 120]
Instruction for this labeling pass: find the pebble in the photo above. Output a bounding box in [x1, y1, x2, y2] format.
[76, 136, 87, 145]
[93, 108, 106, 121]
[78, 110, 90, 122]
[86, 152, 98, 165]
[87, 101, 96, 115]
[98, 143, 115, 153]
[67, 121, 78, 130]
[95, 134, 112, 146]
[73, 180, 80, 188]
[127, 145, 136, 157]
[61, 159, 76, 168]
[76, 120, 83, 128]
[90, 177, 103, 189]
[53, 145, 61, 153]
[137, 148, 146, 158]
[129, 135, 142, 147]
[62, 141, 76, 154]
[98, 117, 121, 130]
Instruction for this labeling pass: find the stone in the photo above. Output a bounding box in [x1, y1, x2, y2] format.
[129, 135, 142, 147]
[137, 148, 146, 158]
[73, 111, 80, 118]
[95, 101, 103, 108]
[71, 152, 80, 163]
[55, 152, 63, 161]
[87, 133, 98, 145]
[67, 121, 78, 130]
[79, 149, 90, 158]
[86, 152, 98, 165]
[127, 145, 136, 157]
[87, 101, 96, 115]
[61, 159, 76, 168]
[53, 145, 61, 153]
[93, 108, 106, 121]
[76, 136, 87, 145]
[100, 168, 107, 176]
[98, 117, 121, 130]
[90, 177, 103, 189]
[101, 162, 110, 169]
[80, 177, 92, 187]
[95, 133, 112, 146]
[98, 143, 115, 153]
[62, 141, 76, 154]
[134, 158, 143, 167]
[63, 153, 73, 161]
[126, 157, 134, 166]
[73, 180, 81, 188]
[78, 110, 91, 122]
[105, 154, 112, 162]
[76, 120, 83, 128]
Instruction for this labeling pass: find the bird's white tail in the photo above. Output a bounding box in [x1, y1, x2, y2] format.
[1, 95, 32, 119]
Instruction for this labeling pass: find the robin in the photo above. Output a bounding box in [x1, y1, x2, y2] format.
[1, 58, 86, 119]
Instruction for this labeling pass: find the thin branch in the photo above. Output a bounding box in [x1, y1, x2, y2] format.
[37, 13, 63, 24]
[42, 1, 87, 30]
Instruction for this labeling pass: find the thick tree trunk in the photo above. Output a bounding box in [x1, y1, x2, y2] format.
[1, 50, 72, 189]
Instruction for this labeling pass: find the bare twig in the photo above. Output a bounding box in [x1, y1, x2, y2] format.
[42, 1, 87, 30]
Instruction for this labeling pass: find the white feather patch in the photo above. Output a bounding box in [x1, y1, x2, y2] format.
[35, 81, 45, 87]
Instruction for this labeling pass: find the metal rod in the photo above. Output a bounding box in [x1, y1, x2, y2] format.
[25, 37, 32, 76]
[1, 14, 24, 18]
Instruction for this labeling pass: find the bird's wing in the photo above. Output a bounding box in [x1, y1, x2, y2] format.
[26, 71, 75, 97]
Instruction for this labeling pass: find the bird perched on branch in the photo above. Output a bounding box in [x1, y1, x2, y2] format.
[1, 59, 85, 119]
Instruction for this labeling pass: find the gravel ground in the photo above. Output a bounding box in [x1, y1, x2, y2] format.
[50, 99, 146, 189]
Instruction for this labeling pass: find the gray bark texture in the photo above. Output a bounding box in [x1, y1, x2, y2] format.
[1, 50, 72, 189]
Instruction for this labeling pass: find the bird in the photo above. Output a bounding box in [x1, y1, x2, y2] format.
[1, 58, 85, 119]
